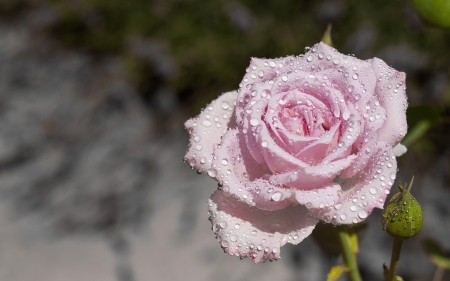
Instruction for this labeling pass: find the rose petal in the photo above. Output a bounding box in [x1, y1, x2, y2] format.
[269, 154, 356, 190]
[184, 91, 238, 173]
[295, 122, 340, 164]
[211, 129, 274, 207]
[208, 190, 318, 263]
[371, 58, 408, 146]
[392, 143, 407, 157]
[314, 142, 398, 224]
[294, 183, 341, 209]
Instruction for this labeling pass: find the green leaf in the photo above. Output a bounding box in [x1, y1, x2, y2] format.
[423, 239, 450, 269]
[413, 0, 450, 29]
[321, 24, 333, 47]
[327, 265, 348, 281]
[402, 105, 441, 147]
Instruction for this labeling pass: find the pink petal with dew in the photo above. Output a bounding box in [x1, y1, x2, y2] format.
[211, 129, 275, 207]
[208, 190, 318, 263]
[184, 91, 238, 173]
[319, 49, 377, 111]
[269, 71, 351, 122]
[244, 97, 310, 173]
[314, 142, 398, 224]
[269, 154, 356, 190]
[340, 97, 387, 178]
[371, 58, 408, 146]
[235, 57, 288, 126]
[294, 183, 342, 209]
[265, 89, 336, 156]
[295, 122, 340, 165]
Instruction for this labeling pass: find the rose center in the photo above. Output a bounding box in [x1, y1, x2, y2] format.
[280, 106, 330, 137]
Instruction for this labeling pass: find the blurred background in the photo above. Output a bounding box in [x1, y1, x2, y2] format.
[0, 0, 449, 280]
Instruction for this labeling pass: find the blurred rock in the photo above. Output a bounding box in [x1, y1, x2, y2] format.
[378, 45, 429, 75]
[226, 2, 255, 33]
[345, 26, 376, 60]
[128, 38, 177, 78]
[316, 0, 345, 23]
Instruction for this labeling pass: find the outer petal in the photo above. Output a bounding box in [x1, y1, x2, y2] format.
[371, 58, 408, 146]
[184, 91, 238, 173]
[208, 190, 318, 263]
[313, 142, 398, 224]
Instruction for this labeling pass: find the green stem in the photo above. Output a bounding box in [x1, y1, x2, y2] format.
[337, 226, 362, 281]
[387, 238, 403, 281]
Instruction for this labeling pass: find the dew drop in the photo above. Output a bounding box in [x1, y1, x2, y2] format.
[369, 187, 377, 195]
[221, 159, 229, 166]
[281, 75, 288, 82]
[307, 55, 313, 62]
[269, 61, 276, 68]
[333, 58, 340, 65]
[250, 118, 259, 126]
[350, 205, 357, 212]
[221, 101, 230, 110]
[219, 221, 228, 229]
[234, 223, 241, 230]
[340, 214, 347, 221]
[230, 235, 238, 242]
[202, 120, 212, 127]
[271, 191, 283, 202]
[358, 210, 368, 219]
[221, 240, 230, 247]
[390, 173, 396, 180]
[258, 70, 264, 77]
[261, 141, 269, 147]
[208, 169, 218, 177]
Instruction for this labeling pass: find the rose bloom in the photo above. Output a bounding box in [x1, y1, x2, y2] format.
[184, 42, 407, 263]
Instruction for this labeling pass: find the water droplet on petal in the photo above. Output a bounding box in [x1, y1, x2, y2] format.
[261, 141, 269, 147]
[271, 191, 283, 202]
[358, 210, 368, 219]
[333, 58, 340, 65]
[208, 169, 218, 177]
[369, 187, 377, 195]
[250, 118, 259, 126]
[202, 120, 212, 127]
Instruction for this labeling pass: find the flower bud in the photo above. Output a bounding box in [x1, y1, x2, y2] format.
[382, 177, 423, 240]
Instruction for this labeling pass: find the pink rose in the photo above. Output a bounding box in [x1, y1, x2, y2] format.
[184, 42, 408, 263]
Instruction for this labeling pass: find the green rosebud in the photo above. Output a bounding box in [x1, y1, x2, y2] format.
[412, 0, 450, 29]
[382, 177, 423, 240]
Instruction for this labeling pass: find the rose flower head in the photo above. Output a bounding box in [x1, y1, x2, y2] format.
[184, 42, 408, 263]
